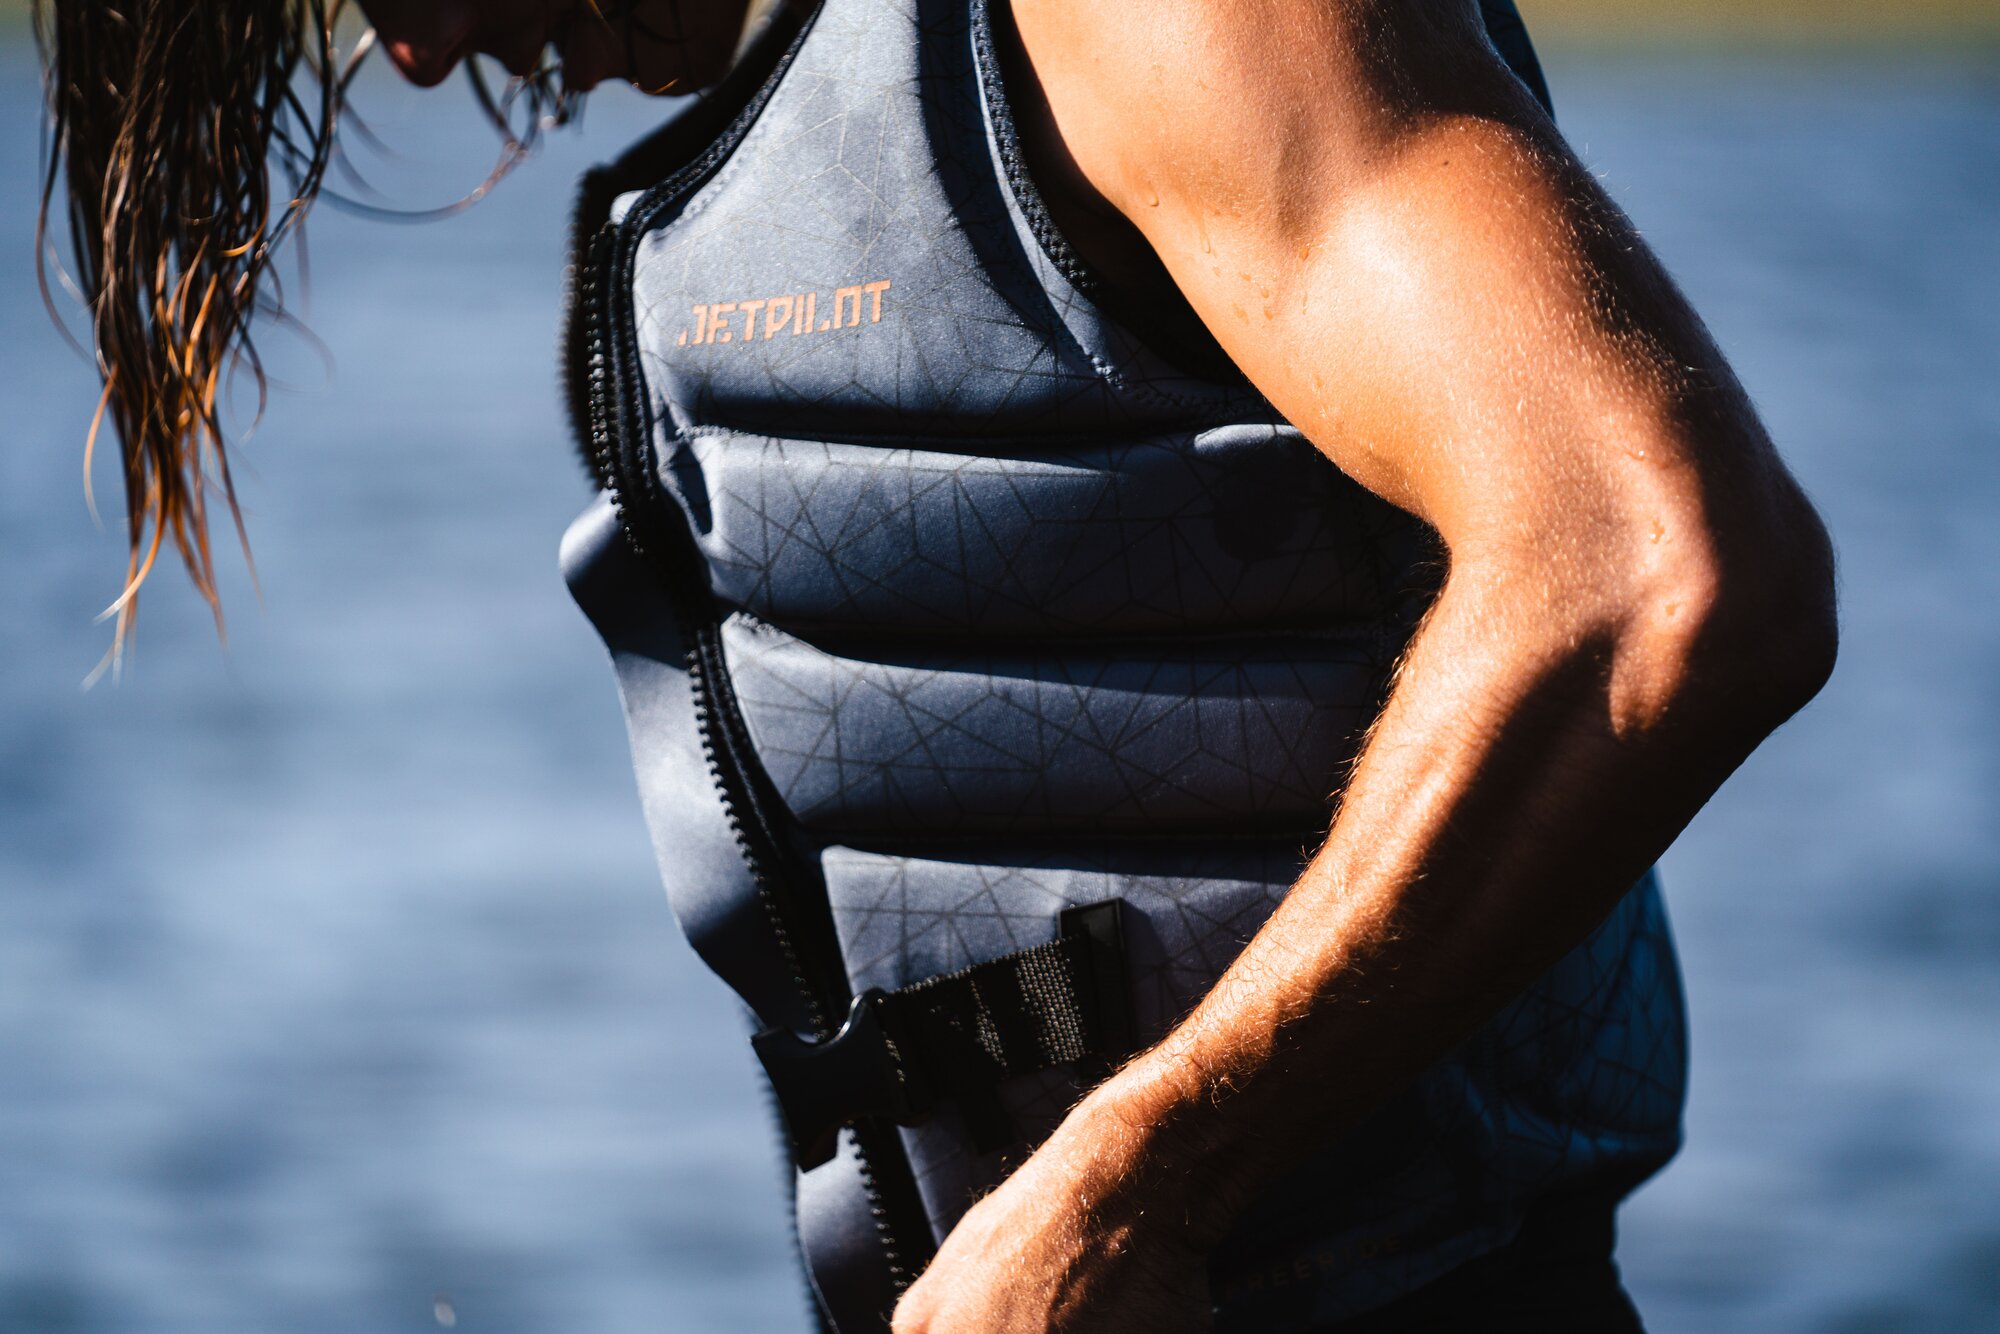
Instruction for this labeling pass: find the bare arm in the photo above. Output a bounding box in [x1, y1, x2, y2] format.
[895, 2, 1836, 1328]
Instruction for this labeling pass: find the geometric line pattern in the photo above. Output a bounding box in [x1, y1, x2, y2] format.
[595, 0, 1690, 1328]
[723, 612, 1382, 835]
[674, 425, 1432, 638]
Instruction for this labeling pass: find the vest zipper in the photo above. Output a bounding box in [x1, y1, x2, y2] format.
[579, 204, 934, 1303]
[581, 220, 834, 1039]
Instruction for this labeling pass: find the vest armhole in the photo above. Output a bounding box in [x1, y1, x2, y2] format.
[966, 0, 1254, 387]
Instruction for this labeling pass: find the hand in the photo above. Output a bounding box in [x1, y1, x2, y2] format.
[892, 1082, 1219, 1333]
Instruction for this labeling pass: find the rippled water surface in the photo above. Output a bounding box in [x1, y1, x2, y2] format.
[2, 37, 1996, 1334]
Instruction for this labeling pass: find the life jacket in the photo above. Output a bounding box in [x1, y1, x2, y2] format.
[560, 2, 1687, 1330]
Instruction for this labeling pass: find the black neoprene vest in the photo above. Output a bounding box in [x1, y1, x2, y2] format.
[561, 3, 1687, 1329]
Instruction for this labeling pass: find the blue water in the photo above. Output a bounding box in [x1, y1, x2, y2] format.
[2, 40, 1996, 1334]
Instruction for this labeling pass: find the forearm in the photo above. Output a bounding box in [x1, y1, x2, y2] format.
[892, 9, 1842, 1328]
[1072, 531, 1833, 1239]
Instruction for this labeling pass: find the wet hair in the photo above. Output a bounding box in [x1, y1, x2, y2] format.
[36, 3, 786, 655]
[34, 1, 579, 653]
[36, 1, 349, 646]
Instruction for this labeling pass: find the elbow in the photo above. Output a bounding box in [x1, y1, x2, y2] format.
[1628, 484, 1839, 741]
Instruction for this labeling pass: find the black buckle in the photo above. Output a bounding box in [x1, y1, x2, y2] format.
[753, 990, 930, 1170]
[753, 899, 1134, 1171]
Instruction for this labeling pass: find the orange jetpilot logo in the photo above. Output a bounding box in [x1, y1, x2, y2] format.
[676, 279, 893, 347]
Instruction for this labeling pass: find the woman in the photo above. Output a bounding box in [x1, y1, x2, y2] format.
[41, 2, 1836, 1332]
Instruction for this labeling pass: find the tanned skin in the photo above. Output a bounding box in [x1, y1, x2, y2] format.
[369, 2, 1837, 1329]
[892, 3, 1837, 1329]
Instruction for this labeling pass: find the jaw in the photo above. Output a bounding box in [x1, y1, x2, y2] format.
[359, 0, 762, 95]
[553, 0, 763, 93]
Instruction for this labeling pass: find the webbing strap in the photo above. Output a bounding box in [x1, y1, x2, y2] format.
[755, 900, 1134, 1168]
[892, 932, 1094, 1086]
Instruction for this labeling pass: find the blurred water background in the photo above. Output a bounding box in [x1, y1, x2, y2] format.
[2, 8, 1997, 1333]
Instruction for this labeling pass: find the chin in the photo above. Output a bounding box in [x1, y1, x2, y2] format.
[564, 0, 757, 95]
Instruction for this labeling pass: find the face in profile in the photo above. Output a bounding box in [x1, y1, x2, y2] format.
[355, 0, 760, 94]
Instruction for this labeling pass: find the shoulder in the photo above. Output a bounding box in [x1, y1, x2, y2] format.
[1005, 0, 1544, 232]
